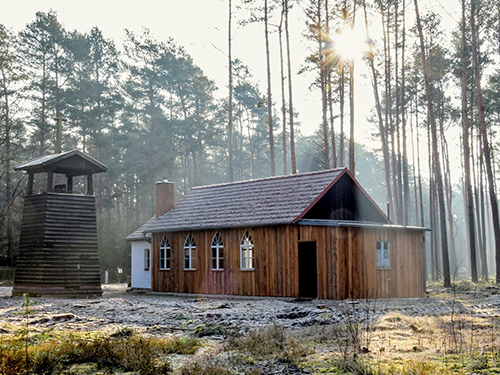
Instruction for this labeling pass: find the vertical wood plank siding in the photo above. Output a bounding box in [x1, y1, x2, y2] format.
[151, 225, 424, 299]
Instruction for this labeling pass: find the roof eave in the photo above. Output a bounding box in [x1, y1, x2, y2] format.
[298, 219, 430, 231]
[14, 149, 108, 174]
[147, 220, 294, 234]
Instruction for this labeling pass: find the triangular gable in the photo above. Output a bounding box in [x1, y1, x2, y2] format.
[293, 168, 389, 224]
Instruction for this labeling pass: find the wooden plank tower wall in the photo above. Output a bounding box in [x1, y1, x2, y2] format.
[12, 150, 107, 296]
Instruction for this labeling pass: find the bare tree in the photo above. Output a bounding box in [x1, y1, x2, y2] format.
[228, 0, 235, 182]
[0, 25, 24, 266]
[279, 2, 288, 174]
[470, 0, 500, 283]
[265, 0, 276, 176]
[285, 0, 297, 174]
[414, 0, 451, 287]
[363, 0, 394, 220]
[460, 0, 477, 282]
[400, 0, 410, 226]
[320, 0, 330, 169]
[348, 1, 356, 174]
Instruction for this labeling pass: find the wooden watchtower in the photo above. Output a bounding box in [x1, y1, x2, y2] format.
[12, 150, 107, 296]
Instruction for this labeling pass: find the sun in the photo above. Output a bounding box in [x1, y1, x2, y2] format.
[331, 25, 367, 62]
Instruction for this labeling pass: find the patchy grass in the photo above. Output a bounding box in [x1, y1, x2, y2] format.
[228, 323, 311, 362]
[179, 324, 311, 374]
[3, 282, 500, 374]
[0, 327, 201, 374]
[303, 292, 500, 375]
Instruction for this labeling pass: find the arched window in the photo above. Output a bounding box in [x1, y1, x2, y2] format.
[240, 231, 254, 270]
[159, 236, 170, 270]
[184, 234, 197, 270]
[211, 233, 224, 270]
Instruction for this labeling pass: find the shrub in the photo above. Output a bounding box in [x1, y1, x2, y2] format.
[227, 324, 309, 365]
[0, 330, 194, 374]
[194, 323, 226, 337]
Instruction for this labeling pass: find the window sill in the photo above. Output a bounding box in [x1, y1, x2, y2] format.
[184, 269, 197, 271]
[211, 269, 224, 271]
[241, 269, 255, 271]
[144, 268, 150, 271]
[377, 267, 392, 270]
[159, 268, 171, 271]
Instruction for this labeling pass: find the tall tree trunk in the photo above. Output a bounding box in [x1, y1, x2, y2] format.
[441, 127, 457, 274]
[383, 4, 401, 223]
[410, 100, 419, 226]
[1, 68, 13, 266]
[363, 0, 394, 219]
[329, 86, 337, 168]
[401, 0, 410, 226]
[239, 112, 244, 180]
[279, 11, 288, 175]
[348, 1, 356, 174]
[228, 0, 234, 182]
[326, 0, 336, 169]
[414, 0, 451, 287]
[348, 61, 355, 173]
[472, 119, 488, 277]
[394, 0, 403, 224]
[285, 0, 297, 174]
[470, 0, 500, 283]
[265, 0, 276, 176]
[339, 66, 345, 166]
[416, 106, 425, 229]
[339, 0, 347, 168]
[478, 156, 488, 276]
[40, 57, 48, 155]
[319, 1, 330, 169]
[461, 0, 478, 282]
[430, 174, 438, 280]
[414, 103, 427, 283]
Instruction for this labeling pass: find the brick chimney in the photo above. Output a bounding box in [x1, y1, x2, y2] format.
[155, 179, 175, 218]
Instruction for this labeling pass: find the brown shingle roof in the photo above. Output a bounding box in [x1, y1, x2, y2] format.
[125, 216, 155, 241]
[148, 168, 345, 233]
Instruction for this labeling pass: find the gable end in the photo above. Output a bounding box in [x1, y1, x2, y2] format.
[294, 169, 389, 223]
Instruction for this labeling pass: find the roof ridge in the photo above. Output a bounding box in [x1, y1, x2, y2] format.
[191, 167, 347, 191]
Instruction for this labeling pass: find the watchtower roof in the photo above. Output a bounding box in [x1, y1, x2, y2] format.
[14, 149, 108, 176]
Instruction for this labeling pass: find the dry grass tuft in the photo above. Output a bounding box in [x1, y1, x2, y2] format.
[0, 328, 202, 374]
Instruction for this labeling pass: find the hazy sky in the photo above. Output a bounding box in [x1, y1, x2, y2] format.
[3, 0, 460, 146]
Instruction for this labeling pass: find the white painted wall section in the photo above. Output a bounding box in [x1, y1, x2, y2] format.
[130, 240, 151, 289]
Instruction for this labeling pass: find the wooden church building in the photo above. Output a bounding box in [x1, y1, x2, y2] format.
[144, 168, 426, 299]
[12, 150, 107, 296]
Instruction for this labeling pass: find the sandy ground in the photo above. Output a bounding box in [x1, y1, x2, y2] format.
[1, 284, 500, 336]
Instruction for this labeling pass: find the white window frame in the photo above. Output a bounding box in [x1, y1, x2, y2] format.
[211, 233, 224, 270]
[144, 248, 150, 270]
[184, 234, 196, 270]
[240, 231, 254, 270]
[159, 236, 170, 270]
[377, 241, 390, 269]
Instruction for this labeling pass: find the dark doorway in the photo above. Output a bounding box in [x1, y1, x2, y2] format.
[298, 241, 317, 298]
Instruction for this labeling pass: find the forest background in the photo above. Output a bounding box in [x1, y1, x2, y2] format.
[1, 0, 499, 286]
